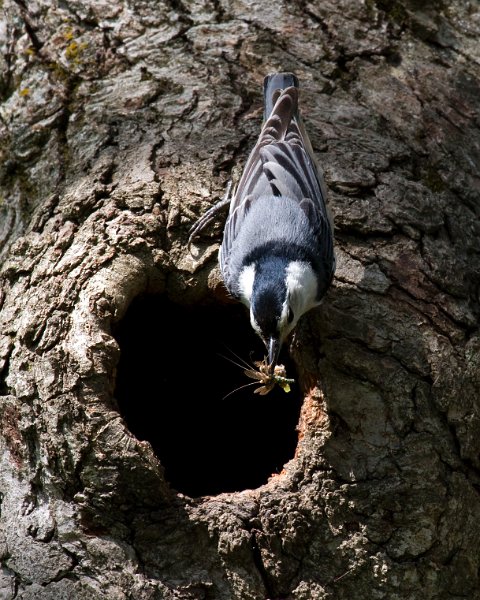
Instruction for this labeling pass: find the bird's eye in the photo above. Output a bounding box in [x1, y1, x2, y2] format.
[287, 307, 294, 324]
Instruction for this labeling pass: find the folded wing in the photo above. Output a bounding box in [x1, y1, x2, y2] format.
[220, 84, 334, 283]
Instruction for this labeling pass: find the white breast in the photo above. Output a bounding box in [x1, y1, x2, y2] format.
[237, 263, 256, 306]
[285, 261, 319, 317]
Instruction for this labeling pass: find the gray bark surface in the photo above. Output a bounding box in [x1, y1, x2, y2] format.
[1, 0, 480, 598]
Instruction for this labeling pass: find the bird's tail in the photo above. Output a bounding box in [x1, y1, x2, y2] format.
[263, 72, 299, 121]
[261, 72, 333, 230]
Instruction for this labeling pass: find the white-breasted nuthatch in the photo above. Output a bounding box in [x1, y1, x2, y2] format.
[189, 72, 335, 369]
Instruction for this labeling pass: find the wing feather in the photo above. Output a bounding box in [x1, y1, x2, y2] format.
[220, 81, 334, 287]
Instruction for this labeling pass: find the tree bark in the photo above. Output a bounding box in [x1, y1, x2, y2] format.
[1, 0, 480, 598]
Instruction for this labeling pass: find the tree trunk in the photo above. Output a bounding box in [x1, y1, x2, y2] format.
[1, 0, 479, 598]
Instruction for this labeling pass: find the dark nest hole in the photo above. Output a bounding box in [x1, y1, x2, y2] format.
[112, 294, 302, 498]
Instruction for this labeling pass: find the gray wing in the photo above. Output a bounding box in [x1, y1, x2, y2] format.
[220, 85, 335, 283]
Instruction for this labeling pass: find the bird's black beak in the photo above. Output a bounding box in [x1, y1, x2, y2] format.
[268, 337, 281, 370]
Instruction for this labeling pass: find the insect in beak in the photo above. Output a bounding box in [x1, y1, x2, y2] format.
[244, 358, 295, 395]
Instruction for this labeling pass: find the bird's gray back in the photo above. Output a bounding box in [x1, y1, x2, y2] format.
[222, 196, 315, 294]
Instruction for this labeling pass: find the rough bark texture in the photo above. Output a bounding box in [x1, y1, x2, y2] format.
[1, 0, 480, 598]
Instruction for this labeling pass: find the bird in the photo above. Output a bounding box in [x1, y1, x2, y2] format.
[189, 72, 335, 370]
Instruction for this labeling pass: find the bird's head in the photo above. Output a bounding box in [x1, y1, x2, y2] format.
[249, 283, 295, 368]
[238, 258, 319, 369]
